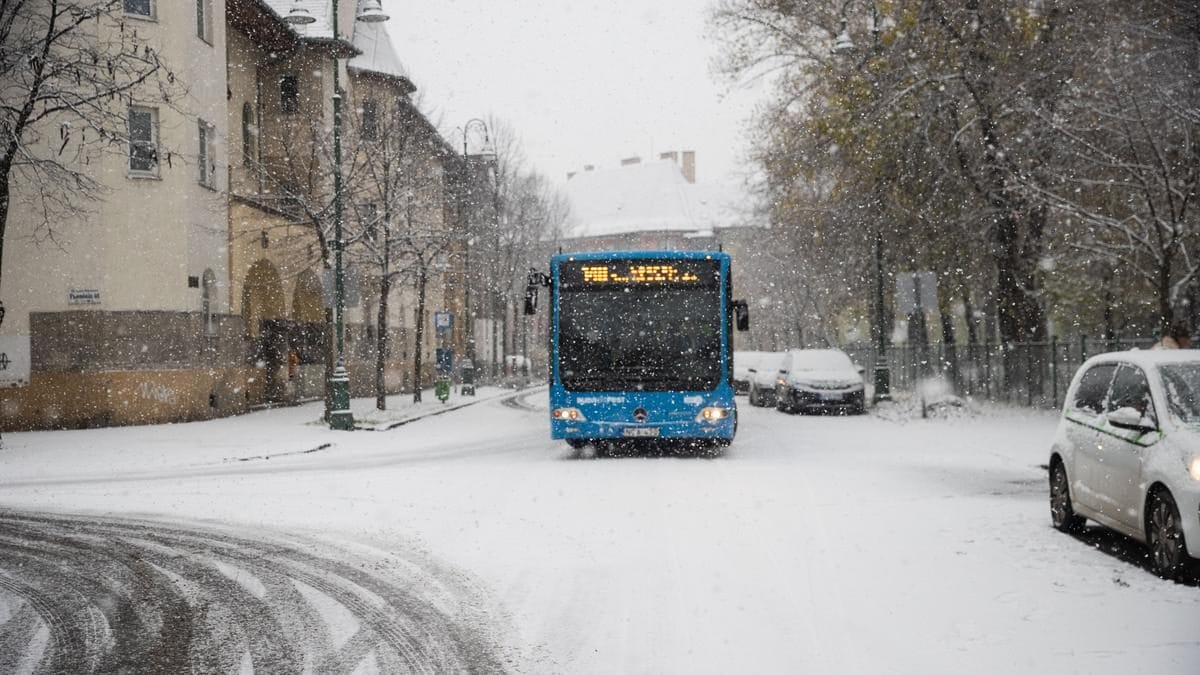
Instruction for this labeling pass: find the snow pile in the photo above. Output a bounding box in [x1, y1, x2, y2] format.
[872, 377, 973, 421]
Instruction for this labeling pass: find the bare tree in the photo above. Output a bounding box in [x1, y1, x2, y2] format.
[348, 95, 452, 406]
[1028, 1, 1200, 333]
[1, 0, 184, 305]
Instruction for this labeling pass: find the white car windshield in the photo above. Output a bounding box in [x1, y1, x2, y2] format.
[790, 350, 854, 371]
[1158, 363, 1200, 425]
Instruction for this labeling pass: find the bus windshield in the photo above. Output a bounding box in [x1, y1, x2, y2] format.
[558, 286, 721, 392]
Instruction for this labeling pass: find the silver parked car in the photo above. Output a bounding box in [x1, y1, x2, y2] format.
[774, 349, 866, 415]
[1048, 350, 1200, 579]
[734, 351, 774, 395]
[746, 352, 786, 408]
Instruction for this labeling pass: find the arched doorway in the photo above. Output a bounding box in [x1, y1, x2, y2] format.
[292, 270, 324, 323]
[289, 269, 328, 401]
[242, 260, 287, 403]
[241, 259, 285, 336]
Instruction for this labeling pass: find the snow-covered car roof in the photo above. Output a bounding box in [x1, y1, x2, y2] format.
[785, 348, 855, 370]
[1081, 349, 1200, 370]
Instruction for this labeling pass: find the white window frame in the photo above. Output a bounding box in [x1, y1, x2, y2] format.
[198, 118, 216, 188]
[196, 0, 213, 43]
[128, 106, 159, 176]
[202, 269, 218, 336]
[241, 102, 256, 163]
[124, 0, 155, 19]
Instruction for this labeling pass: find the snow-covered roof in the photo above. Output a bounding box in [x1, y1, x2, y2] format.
[260, 1, 412, 88]
[259, 0, 378, 41]
[564, 159, 748, 239]
[261, 0, 335, 39]
[347, 14, 410, 83]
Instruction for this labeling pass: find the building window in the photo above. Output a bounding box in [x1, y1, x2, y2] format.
[198, 119, 216, 188]
[124, 0, 153, 18]
[280, 75, 299, 114]
[241, 102, 256, 163]
[202, 269, 217, 336]
[128, 106, 158, 174]
[196, 0, 212, 43]
[361, 100, 378, 141]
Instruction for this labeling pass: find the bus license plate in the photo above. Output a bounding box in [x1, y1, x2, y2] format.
[623, 427, 660, 438]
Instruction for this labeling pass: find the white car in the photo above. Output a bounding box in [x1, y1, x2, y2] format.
[733, 351, 774, 395]
[746, 352, 786, 407]
[1049, 350, 1200, 579]
[774, 349, 866, 415]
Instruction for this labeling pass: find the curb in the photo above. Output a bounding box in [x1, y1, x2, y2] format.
[357, 385, 544, 432]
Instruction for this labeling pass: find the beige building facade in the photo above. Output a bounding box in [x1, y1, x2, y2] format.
[0, 0, 465, 429]
[1, 0, 244, 429]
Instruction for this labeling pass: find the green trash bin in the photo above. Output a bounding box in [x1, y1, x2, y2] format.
[436, 376, 450, 403]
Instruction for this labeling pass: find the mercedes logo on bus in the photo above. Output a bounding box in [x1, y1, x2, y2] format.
[633, 407, 648, 423]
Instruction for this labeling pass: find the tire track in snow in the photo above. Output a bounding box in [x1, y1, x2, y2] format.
[0, 511, 513, 674]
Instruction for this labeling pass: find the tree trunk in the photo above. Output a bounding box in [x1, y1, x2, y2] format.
[940, 296, 958, 390]
[0, 152, 12, 293]
[1102, 273, 1116, 342]
[323, 307, 334, 422]
[491, 292, 500, 380]
[412, 264, 428, 403]
[375, 274, 391, 410]
[1158, 256, 1174, 336]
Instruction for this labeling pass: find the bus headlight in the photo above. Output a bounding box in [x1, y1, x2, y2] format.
[697, 406, 731, 423]
[552, 407, 587, 422]
[1189, 456, 1200, 482]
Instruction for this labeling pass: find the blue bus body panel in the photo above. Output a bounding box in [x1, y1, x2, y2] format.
[548, 250, 737, 442]
[549, 387, 737, 441]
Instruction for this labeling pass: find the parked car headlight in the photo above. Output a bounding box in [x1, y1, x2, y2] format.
[552, 407, 587, 422]
[1189, 456, 1200, 482]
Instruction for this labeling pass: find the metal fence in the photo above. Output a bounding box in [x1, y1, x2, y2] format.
[843, 337, 1157, 409]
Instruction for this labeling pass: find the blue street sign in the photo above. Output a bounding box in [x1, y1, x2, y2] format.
[436, 348, 454, 373]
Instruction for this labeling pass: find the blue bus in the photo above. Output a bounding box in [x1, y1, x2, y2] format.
[525, 250, 749, 452]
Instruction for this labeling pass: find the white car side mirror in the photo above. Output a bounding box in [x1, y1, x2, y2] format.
[1107, 406, 1157, 434]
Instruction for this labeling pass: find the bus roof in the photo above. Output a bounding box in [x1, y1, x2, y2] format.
[550, 250, 730, 264]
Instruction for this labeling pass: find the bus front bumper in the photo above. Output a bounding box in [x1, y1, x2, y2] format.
[552, 417, 736, 442]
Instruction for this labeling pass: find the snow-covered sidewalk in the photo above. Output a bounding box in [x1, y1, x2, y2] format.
[0, 385, 524, 483]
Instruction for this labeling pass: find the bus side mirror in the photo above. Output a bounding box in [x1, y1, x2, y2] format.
[732, 299, 749, 331]
[524, 284, 538, 315]
[525, 268, 550, 315]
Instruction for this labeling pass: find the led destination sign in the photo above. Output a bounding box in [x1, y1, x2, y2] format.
[560, 259, 719, 289]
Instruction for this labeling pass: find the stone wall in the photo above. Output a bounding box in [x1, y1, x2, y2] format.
[32, 310, 248, 372]
[0, 310, 252, 430]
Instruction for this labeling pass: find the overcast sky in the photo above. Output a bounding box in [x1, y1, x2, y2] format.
[381, 0, 764, 189]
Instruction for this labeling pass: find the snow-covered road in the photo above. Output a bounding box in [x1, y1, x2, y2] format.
[1, 390, 1197, 673]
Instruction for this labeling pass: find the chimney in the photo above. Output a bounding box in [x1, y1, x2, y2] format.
[567, 171, 577, 180]
[584, 164, 595, 172]
[620, 156, 641, 166]
[659, 151, 679, 164]
[681, 151, 696, 183]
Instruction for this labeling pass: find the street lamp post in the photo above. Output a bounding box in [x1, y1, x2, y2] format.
[459, 119, 495, 378]
[287, 0, 389, 430]
[830, 1, 890, 402]
[873, 231, 891, 401]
